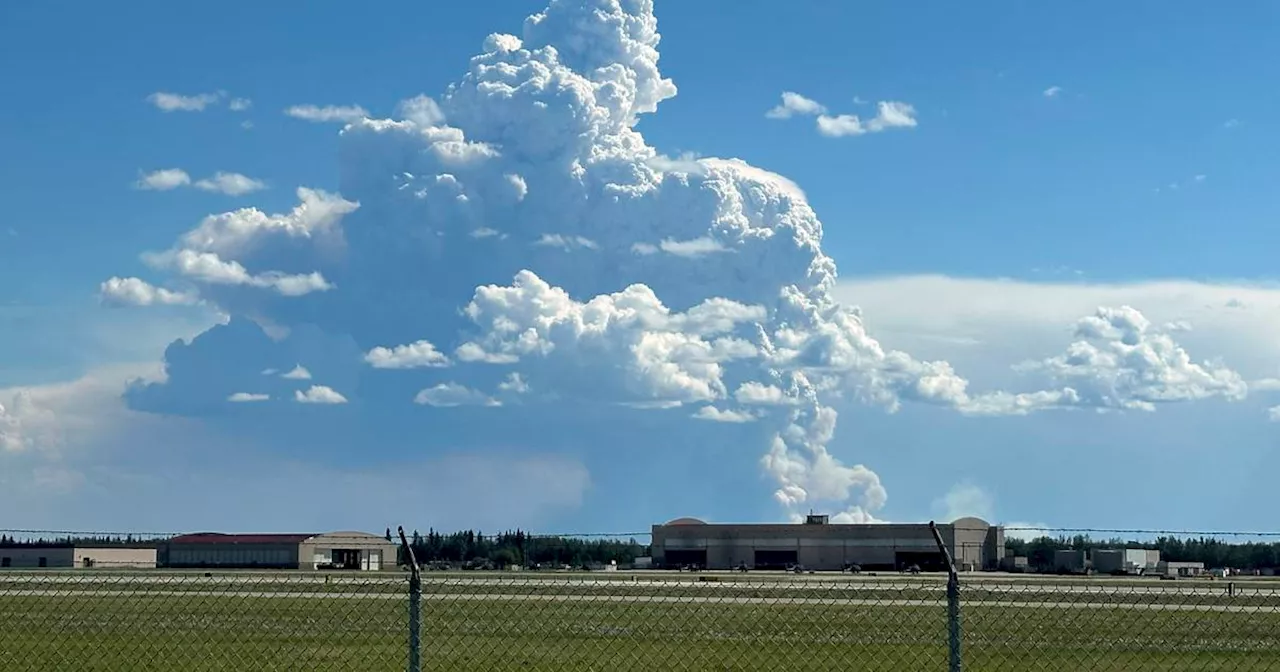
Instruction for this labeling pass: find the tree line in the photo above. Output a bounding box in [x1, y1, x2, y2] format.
[0, 534, 155, 547]
[388, 528, 649, 568]
[1006, 534, 1280, 571]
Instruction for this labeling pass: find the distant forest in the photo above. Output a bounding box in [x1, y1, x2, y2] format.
[393, 529, 648, 568]
[1006, 534, 1280, 571]
[7, 530, 1280, 572]
[0, 534, 156, 548]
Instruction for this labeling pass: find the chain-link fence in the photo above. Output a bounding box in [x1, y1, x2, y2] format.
[4, 527, 1280, 670]
[4, 568, 1280, 670]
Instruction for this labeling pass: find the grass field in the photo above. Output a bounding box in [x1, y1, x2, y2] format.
[4, 572, 1280, 671]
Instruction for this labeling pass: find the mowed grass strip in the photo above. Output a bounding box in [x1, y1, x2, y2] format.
[3, 586, 1280, 670]
[5, 576, 1278, 609]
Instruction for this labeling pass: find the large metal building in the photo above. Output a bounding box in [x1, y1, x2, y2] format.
[0, 544, 157, 569]
[162, 531, 398, 571]
[651, 515, 1004, 571]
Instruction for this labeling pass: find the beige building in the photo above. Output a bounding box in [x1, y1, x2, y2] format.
[651, 515, 1004, 571]
[163, 531, 398, 571]
[0, 545, 157, 569]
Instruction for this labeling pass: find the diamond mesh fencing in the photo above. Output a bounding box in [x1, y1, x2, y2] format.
[0, 569, 409, 671]
[961, 578, 1280, 670]
[3, 530, 1280, 670]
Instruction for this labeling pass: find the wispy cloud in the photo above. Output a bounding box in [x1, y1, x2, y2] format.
[535, 234, 598, 251]
[692, 406, 756, 423]
[1224, 118, 1241, 129]
[227, 392, 269, 402]
[284, 104, 369, 123]
[1043, 85, 1063, 98]
[147, 91, 223, 112]
[280, 365, 312, 380]
[1155, 174, 1208, 193]
[414, 383, 500, 407]
[228, 98, 252, 112]
[193, 172, 267, 196]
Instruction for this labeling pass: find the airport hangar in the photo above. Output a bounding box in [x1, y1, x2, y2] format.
[651, 515, 1005, 571]
[161, 531, 398, 571]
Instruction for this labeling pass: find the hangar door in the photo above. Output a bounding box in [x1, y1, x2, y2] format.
[664, 549, 707, 568]
[895, 551, 947, 572]
[753, 550, 798, 570]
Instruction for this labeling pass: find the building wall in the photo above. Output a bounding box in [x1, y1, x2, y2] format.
[1093, 549, 1124, 574]
[73, 547, 157, 569]
[1158, 561, 1205, 577]
[1053, 550, 1087, 573]
[0, 547, 75, 568]
[165, 542, 301, 569]
[298, 532, 398, 571]
[652, 518, 1002, 571]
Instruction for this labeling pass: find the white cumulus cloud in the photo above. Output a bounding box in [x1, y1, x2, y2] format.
[817, 101, 918, 137]
[765, 92, 827, 119]
[769, 93, 919, 140]
[136, 169, 192, 191]
[99, 277, 199, 307]
[364, 340, 451, 369]
[136, 169, 267, 196]
[1017, 306, 1247, 412]
[105, 0, 1265, 525]
[177, 187, 357, 258]
[396, 95, 445, 127]
[124, 187, 353, 300]
[294, 385, 347, 404]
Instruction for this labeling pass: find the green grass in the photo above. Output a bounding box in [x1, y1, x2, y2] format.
[2, 575, 1280, 670]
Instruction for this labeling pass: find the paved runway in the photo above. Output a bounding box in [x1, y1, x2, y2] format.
[6, 574, 1277, 598]
[2, 588, 1276, 613]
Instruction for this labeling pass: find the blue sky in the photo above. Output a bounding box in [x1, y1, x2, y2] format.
[3, 0, 1280, 536]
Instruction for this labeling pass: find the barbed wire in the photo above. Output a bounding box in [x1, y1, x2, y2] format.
[7, 526, 1280, 541]
[1002, 526, 1280, 538]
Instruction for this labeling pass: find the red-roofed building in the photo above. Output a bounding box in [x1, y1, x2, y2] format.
[161, 531, 397, 571]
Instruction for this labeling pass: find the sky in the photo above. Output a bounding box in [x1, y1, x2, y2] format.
[2, 0, 1280, 537]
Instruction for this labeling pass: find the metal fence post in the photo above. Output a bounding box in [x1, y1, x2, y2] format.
[929, 521, 962, 672]
[398, 526, 422, 672]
